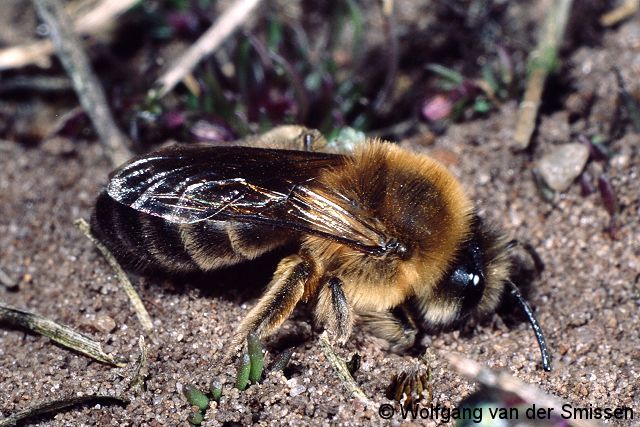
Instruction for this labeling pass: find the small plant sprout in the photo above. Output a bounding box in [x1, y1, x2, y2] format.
[235, 353, 251, 391]
[247, 332, 264, 384]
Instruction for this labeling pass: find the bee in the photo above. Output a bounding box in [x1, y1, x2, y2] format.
[92, 127, 551, 371]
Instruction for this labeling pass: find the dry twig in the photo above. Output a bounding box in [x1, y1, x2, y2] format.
[514, 0, 573, 150]
[154, 0, 264, 98]
[75, 219, 155, 339]
[33, 0, 132, 166]
[0, 303, 125, 367]
[0, 395, 127, 427]
[127, 336, 150, 395]
[319, 331, 375, 410]
[372, 0, 399, 114]
[600, 0, 639, 26]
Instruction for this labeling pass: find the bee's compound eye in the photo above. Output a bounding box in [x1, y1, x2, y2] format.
[446, 262, 485, 314]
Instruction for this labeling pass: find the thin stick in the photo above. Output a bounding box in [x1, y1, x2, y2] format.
[319, 331, 375, 409]
[0, 395, 127, 427]
[75, 219, 155, 338]
[0, 0, 138, 71]
[600, 0, 639, 26]
[32, 0, 131, 166]
[0, 303, 125, 367]
[0, 41, 55, 70]
[446, 353, 602, 427]
[372, 0, 399, 114]
[154, 0, 264, 98]
[73, 0, 140, 34]
[513, 0, 573, 150]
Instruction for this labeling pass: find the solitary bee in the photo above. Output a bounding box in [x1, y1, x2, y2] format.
[92, 127, 551, 371]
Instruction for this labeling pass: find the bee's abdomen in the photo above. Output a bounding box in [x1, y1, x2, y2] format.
[91, 191, 294, 274]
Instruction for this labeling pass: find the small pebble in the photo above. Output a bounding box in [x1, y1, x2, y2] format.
[537, 143, 589, 191]
[289, 385, 306, 397]
[93, 315, 117, 334]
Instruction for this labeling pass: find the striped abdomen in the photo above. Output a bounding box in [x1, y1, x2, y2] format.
[91, 191, 297, 274]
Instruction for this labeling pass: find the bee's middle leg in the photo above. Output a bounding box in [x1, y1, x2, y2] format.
[229, 255, 311, 353]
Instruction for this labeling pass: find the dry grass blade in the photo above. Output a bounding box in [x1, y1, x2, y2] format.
[372, 0, 399, 114]
[32, 0, 131, 166]
[74, 0, 140, 34]
[600, 0, 639, 26]
[75, 219, 155, 339]
[0, 303, 125, 367]
[154, 0, 264, 97]
[514, 0, 573, 150]
[0, 395, 127, 427]
[319, 332, 375, 410]
[0, 41, 55, 70]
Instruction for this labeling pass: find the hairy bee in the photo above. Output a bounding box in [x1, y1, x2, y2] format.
[92, 127, 551, 371]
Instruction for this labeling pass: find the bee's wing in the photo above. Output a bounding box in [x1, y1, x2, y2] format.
[107, 146, 388, 254]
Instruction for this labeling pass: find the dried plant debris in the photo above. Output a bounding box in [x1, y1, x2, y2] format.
[514, 0, 573, 149]
[0, 395, 127, 427]
[127, 336, 149, 395]
[319, 331, 375, 409]
[600, 0, 640, 27]
[614, 68, 640, 133]
[597, 173, 621, 239]
[386, 367, 432, 409]
[267, 347, 295, 373]
[75, 219, 154, 337]
[33, 0, 132, 165]
[0, 303, 124, 367]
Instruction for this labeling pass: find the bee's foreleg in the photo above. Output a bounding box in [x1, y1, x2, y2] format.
[229, 255, 311, 354]
[357, 306, 417, 352]
[315, 277, 354, 344]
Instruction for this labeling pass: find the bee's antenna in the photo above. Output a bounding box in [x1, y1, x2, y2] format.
[507, 280, 552, 372]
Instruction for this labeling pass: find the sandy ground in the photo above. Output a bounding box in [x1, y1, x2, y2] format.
[1, 7, 640, 427]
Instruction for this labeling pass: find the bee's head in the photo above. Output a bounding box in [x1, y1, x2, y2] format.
[419, 215, 508, 326]
[419, 215, 551, 371]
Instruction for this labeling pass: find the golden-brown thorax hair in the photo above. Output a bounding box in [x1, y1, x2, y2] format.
[302, 141, 473, 313]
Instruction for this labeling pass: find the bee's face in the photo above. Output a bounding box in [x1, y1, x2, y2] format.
[416, 218, 510, 328]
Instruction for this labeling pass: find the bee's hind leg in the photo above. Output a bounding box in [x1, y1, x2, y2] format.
[357, 306, 418, 352]
[228, 255, 311, 355]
